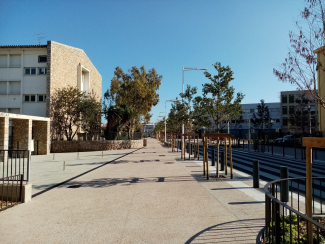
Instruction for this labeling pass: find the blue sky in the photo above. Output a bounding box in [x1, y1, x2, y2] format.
[1, 0, 305, 123]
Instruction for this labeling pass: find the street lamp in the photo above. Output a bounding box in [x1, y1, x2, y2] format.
[165, 99, 178, 143]
[181, 67, 207, 134]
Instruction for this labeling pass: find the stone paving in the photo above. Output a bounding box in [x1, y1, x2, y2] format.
[0, 138, 265, 243]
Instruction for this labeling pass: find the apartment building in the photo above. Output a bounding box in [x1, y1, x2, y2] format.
[220, 102, 281, 138]
[280, 90, 318, 135]
[0, 41, 102, 117]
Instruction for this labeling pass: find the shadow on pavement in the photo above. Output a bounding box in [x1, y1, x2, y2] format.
[185, 218, 264, 244]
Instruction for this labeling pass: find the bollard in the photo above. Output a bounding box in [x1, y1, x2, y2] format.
[211, 149, 215, 166]
[53, 154, 55, 160]
[280, 166, 289, 202]
[63, 161, 66, 171]
[253, 160, 259, 188]
[102, 151, 103, 158]
[220, 151, 225, 171]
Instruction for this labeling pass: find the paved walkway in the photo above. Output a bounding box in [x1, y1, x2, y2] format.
[0, 138, 265, 244]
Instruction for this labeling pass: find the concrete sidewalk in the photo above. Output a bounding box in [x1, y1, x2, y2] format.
[0, 138, 265, 244]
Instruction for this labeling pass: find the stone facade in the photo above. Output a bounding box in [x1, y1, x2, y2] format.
[51, 140, 143, 153]
[32, 120, 50, 154]
[12, 119, 32, 151]
[46, 41, 102, 117]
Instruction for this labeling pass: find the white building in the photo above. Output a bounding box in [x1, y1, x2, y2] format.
[0, 41, 102, 118]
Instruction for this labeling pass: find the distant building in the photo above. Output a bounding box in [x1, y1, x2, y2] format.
[280, 90, 318, 135]
[219, 102, 281, 138]
[143, 123, 156, 136]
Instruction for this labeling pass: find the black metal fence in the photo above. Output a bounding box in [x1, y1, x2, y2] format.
[0, 174, 23, 211]
[232, 138, 325, 161]
[263, 177, 325, 243]
[0, 150, 30, 182]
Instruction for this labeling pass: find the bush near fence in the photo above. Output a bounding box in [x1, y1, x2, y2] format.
[51, 140, 143, 153]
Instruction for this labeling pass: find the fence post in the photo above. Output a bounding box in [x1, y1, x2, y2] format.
[253, 160, 259, 188]
[280, 166, 289, 202]
[27, 150, 31, 183]
[211, 149, 215, 166]
[220, 151, 225, 171]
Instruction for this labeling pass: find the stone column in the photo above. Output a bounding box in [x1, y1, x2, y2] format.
[0, 116, 9, 162]
[32, 120, 50, 155]
[12, 119, 32, 152]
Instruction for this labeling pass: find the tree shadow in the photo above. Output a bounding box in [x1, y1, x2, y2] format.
[185, 218, 264, 244]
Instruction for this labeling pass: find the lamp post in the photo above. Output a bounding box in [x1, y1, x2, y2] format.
[165, 99, 178, 143]
[247, 114, 252, 151]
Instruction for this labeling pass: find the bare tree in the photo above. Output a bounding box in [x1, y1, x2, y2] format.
[274, 0, 325, 108]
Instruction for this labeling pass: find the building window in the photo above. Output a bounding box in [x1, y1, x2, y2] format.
[38, 95, 46, 102]
[282, 95, 287, 103]
[289, 106, 294, 114]
[24, 95, 36, 102]
[250, 109, 254, 113]
[283, 117, 288, 126]
[39, 68, 47, 75]
[25, 68, 36, 75]
[289, 94, 294, 103]
[282, 106, 288, 115]
[38, 56, 47, 63]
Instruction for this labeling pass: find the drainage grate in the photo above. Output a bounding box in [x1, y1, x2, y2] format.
[155, 159, 160, 162]
[159, 155, 165, 156]
[164, 162, 174, 164]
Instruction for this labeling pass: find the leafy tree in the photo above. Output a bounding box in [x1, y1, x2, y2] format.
[109, 66, 162, 126]
[102, 103, 136, 139]
[274, 0, 325, 108]
[193, 62, 244, 132]
[154, 120, 165, 133]
[166, 100, 188, 133]
[81, 93, 102, 139]
[50, 86, 101, 141]
[251, 99, 273, 138]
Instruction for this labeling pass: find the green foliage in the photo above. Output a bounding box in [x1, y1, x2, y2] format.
[192, 62, 244, 132]
[50, 86, 101, 141]
[109, 66, 162, 123]
[269, 214, 325, 244]
[102, 103, 136, 139]
[154, 120, 165, 133]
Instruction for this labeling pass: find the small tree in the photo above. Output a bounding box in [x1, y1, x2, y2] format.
[251, 99, 273, 139]
[193, 62, 244, 132]
[50, 86, 101, 141]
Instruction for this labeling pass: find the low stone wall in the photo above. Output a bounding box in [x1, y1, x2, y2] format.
[51, 140, 143, 153]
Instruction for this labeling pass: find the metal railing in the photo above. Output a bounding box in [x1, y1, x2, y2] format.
[0, 174, 23, 211]
[264, 177, 325, 243]
[0, 150, 30, 182]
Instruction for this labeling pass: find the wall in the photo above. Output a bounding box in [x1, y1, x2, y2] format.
[51, 140, 143, 153]
[46, 41, 102, 117]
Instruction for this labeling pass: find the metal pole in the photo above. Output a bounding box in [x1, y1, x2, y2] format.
[280, 166, 289, 202]
[253, 160, 259, 188]
[165, 101, 167, 143]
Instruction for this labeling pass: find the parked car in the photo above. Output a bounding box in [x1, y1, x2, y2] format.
[275, 135, 301, 144]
